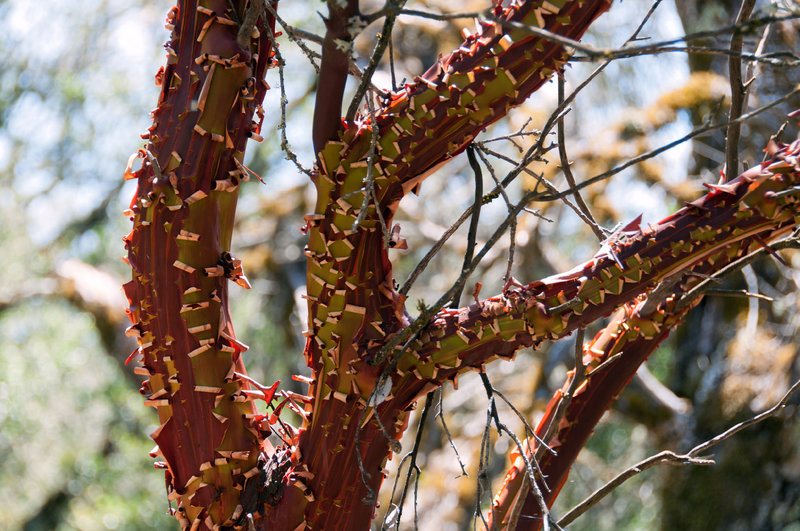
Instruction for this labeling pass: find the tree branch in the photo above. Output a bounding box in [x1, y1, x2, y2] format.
[123, 2, 280, 529]
[312, 0, 360, 154]
[315, 0, 612, 213]
[396, 140, 800, 394]
[488, 197, 800, 529]
[557, 376, 800, 527]
[725, 0, 757, 178]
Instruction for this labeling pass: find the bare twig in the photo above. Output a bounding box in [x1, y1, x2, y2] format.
[345, 1, 408, 122]
[558, 377, 800, 526]
[394, 392, 434, 529]
[474, 147, 516, 283]
[556, 77, 606, 241]
[237, 0, 265, 50]
[725, 0, 757, 179]
[263, 1, 320, 73]
[436, 392, 469, 478]
[399, 205, 475, 296]
[364, 5, 487, 24]
[705, 288, 773, 301]
[493, 388, 555, 454]
[539, 87, 800, 201]
[479, 374, 552, 531]
[450, 145, 484, 307]
[675, 234, 800, 313]
[557, 450, 714, 526]
[264, 24, 313, 176]
[490, 11, 800, 63]
[351, 90, 380, 232]
[535, 330, 587, 463]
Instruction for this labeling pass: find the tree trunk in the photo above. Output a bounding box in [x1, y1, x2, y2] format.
[122, 0, 800, 528]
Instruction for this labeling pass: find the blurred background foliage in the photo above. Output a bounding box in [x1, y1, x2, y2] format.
[0, 0, 798, 529]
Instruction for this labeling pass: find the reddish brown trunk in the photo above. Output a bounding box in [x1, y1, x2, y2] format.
[124, 0, 800, 529]
[123, 1, 276, 528]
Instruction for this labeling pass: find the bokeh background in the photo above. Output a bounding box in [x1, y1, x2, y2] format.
[1, 0, 799, 529]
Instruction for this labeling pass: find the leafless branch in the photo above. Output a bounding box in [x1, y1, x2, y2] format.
[556, 77, 606, 241]
[474, 148, 516, 283]
[264, 23, 313, 176]
[705, 288, 774, 301]
[539, 87, 800, 201]
[264, 1, 320, 73]
[237, 0, 265, 50]
[345, 1, 407, 122]
[534, 330, 587, 463]
[557, 451, 714, 527]
[491, 11, 800, 63]
[725, 0, 757, 178]
[364, 5, 487, 24]
[675, 234, 800, 312]
[558, 377, 800, 526]
[450, 145, 484, 307]
[394, 392, 434, 529]
[436, 392, 469, 478]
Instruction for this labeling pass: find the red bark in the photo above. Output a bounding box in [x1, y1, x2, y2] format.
[123, 0, 800, 528]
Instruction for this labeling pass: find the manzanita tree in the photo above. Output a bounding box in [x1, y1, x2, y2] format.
[122, 0, 800, 529]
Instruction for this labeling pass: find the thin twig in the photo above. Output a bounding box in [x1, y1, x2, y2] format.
[352, 90, 380, 232]
[388, 30, 397, 91]
[705, 288, 773, 301]
[538, 87, 800, 201]
[558, 377, 800, 526]
[364, 5, 487, 24]
[479, 374, 552, 531]
[570, 44, 799, 66]
[630, 0, 665, 41]
[501, 422, 554, 531]
[474, 147, 516, 283]
[382, 453, 413, 529]
[345, 1, 408, 122]
[725, 0, 757, 179]
[280, 22, 391, 95]
[556, 77, 606, 241]
[491, 11, 800, 63]
[742, 19, 772, 114]
[436, 391, 469, 477]
[689, 378, 800, 456]
[263, 24, 313, 176]
[399, 205, 475, 296]
[479, 144, 591, 226]
[492, 388, 555, 454]
[474, 402, 493, 530]
[451, 145, 484, 307]
[557, 451, 714, 526]
[535, 330, 587, 462]
[263, 1, 320, 73]
[675, 235, 800, 312]
[395, 392, 434, 529]
[237, 0, 265, 50]
[284, 24, 324, 45]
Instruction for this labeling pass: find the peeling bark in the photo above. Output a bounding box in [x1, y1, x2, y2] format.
[124, 0, 800, 528]
[123, 2, 277, 529]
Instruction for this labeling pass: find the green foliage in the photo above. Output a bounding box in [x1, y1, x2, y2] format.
[0, 300, 170, 530]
